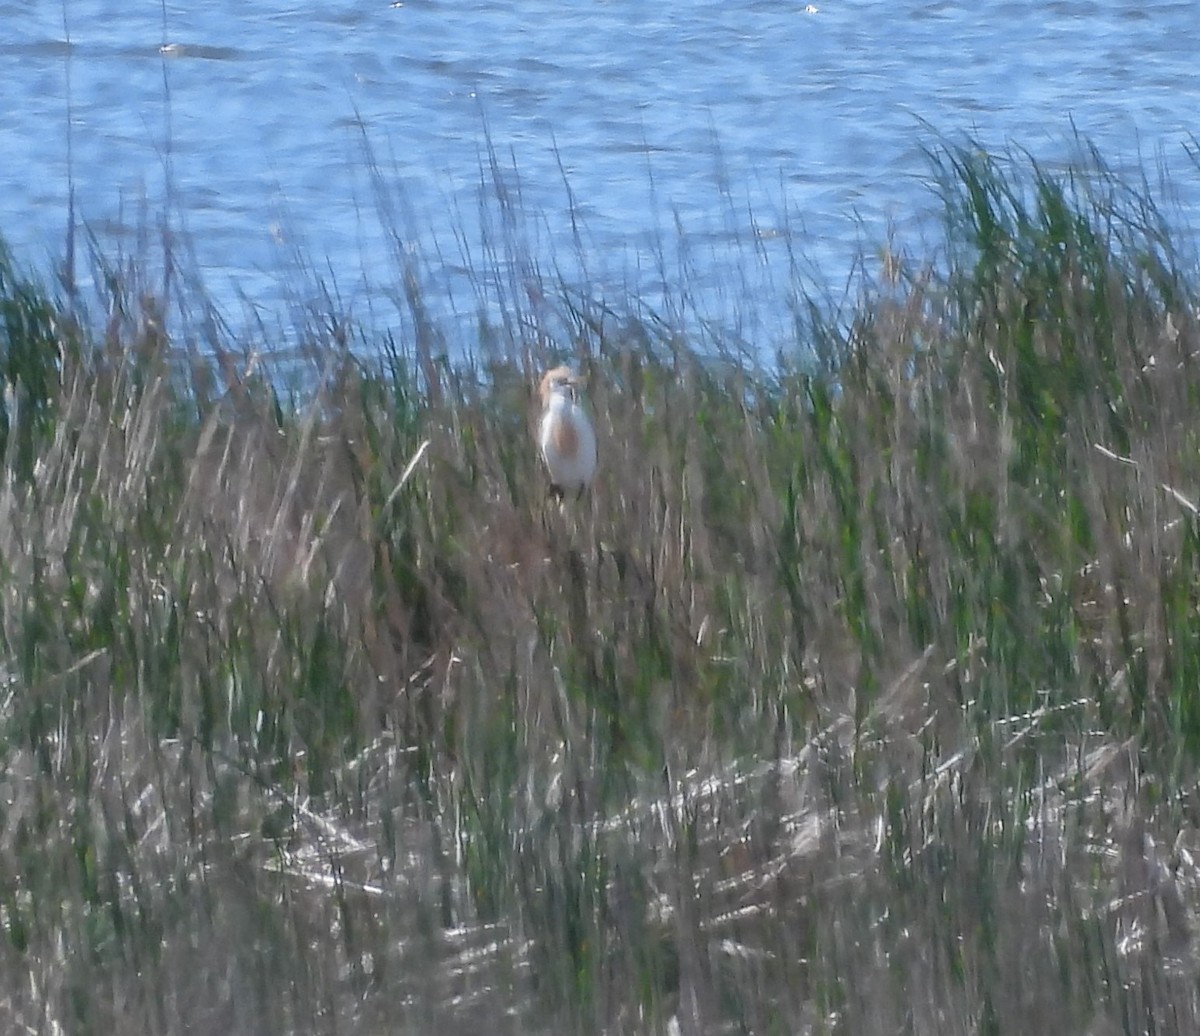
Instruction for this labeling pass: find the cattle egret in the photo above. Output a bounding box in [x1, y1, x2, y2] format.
[537, 365, 597, 498]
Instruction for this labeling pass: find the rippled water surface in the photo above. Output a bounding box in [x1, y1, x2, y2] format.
[1, 1, 1197, 349]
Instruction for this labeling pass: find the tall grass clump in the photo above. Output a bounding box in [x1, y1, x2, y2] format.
[0, 138, 1199, 1034]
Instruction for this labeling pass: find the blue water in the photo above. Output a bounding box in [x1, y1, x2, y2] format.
[1, 1, 1198, 354]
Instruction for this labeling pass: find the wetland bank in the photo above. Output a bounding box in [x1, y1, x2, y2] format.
[0, 142, 1199, 1033]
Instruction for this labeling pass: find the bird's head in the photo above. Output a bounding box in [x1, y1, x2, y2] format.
[538, 365, 584, 406]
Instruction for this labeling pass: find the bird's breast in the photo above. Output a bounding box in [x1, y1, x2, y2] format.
[549, 408, 581, 460]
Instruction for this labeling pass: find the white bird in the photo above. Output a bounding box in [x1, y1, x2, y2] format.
[537, 365, 597, 499]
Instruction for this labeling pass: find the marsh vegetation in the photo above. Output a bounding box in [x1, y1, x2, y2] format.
[1, 141, 1199, 1034]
